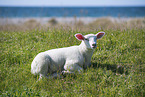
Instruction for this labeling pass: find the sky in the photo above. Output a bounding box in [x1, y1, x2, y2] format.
[0, 0, 145, 7]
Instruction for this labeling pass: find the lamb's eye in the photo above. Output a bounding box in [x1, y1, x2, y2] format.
[85, 38, 89, 41]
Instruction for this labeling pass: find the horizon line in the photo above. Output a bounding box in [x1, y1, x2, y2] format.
[0, 5, 145, 7]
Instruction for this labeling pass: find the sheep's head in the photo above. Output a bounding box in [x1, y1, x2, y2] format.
[75, 32, 105, 49]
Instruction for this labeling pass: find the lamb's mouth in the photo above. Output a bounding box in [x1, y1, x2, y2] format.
[90, 46, 96, 49]
[92, 46, 96, 49]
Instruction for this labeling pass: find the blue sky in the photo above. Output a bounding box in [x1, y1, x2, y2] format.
[0, 0, 145, 7]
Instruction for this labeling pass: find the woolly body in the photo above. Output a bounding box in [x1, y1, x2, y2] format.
[31, 32, 105, 79]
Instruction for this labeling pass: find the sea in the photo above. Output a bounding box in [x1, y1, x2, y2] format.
[0, 6, 145, 18]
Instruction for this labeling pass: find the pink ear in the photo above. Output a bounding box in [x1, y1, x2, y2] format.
[75, 33, 84, 40]
[96, 32, 105, 39]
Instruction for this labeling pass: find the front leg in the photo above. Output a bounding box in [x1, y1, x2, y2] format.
[83, 62, 91, 69]
[83, 53, 93, 69]
[63, 61, 83, 74]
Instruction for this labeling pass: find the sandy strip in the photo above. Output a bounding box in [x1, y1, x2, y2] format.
[0, 17, 144, 25]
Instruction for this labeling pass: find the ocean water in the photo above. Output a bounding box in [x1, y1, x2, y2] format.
[0, 6, 145, 18]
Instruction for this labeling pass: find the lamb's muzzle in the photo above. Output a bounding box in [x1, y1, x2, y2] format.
[92, 43, 96, 48]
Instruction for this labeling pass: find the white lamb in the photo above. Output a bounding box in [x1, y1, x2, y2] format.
[31, 32, 105, 80]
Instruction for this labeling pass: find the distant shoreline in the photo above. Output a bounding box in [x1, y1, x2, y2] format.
[0, 17, 145, 25]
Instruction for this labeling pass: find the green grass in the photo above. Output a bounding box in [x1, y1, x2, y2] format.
[0, 28, 145, 96]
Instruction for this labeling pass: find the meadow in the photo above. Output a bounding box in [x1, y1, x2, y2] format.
[0, 17, 145, 96]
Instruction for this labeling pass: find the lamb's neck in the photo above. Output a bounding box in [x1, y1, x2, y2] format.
[79, 41, 94, 55]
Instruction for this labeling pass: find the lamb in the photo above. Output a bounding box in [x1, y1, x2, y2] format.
[31, 32, 105, 80]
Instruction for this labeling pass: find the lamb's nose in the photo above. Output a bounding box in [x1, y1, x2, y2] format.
[92, 44, 96, 47]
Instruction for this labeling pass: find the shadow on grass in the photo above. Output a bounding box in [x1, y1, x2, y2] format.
[33, 62, 129, 81]
[91, 62, 128, 75]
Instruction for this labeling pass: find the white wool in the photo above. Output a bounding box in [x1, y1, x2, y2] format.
[31, 32, 105, 80]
